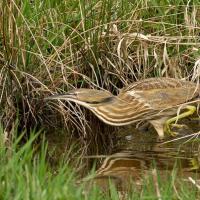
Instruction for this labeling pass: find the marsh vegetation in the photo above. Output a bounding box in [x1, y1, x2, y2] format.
[0, 0, 200, 199]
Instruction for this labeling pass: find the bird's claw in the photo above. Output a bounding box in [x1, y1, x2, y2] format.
[164, 123, 179, 137]
[170, 124, 188, 129]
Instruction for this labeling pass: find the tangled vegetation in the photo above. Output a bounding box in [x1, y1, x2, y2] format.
[0, 0, 200, 199]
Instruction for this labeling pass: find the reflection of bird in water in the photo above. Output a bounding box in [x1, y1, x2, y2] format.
[46, 78, 199, 138]
[88, 148, 199, 192]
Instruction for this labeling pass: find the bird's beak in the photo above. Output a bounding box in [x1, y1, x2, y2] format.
[45, 92, 77, 101]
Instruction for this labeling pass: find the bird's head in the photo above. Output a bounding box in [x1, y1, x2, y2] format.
[46, 89, 114, 108]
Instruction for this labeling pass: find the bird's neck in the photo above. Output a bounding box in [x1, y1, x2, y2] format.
[90, 96, 150, 126]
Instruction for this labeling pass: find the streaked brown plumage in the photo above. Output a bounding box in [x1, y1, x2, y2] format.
[46, 77, 199, 138]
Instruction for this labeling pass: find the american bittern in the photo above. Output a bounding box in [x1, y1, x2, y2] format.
[46, 78, 199, 138]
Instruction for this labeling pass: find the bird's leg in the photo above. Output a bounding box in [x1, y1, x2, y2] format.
[164, 105, 196, 136]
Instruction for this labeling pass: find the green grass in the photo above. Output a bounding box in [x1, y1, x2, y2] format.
[0, 127, 95, 200]
[0, 1, 200, 199]
[0, 126, 199, 200]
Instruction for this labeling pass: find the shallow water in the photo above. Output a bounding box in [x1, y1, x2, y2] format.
[46, 117, 200, 191]
[88, 118, 200, 191]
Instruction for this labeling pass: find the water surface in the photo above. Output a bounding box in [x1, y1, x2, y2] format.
[88, 118, 200, 191]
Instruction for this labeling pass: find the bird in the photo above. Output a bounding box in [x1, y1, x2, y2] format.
[46, 77, 199, 138]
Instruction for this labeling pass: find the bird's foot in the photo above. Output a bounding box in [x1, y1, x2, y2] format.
[169, 130, 179, 137]
[164, 123, 179, 137]
[164, 123, 189, 137]
[170, 124, 188, 129]
[163, 105, 196, 137]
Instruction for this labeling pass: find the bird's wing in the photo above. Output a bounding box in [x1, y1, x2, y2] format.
[120, 78, 199, 110]
[121, 77, 195, 92]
